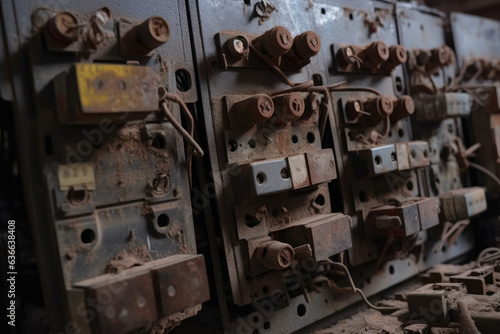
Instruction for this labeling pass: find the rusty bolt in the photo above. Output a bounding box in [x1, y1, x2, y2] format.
[380, 45, 408, 72]
[391, 95, 415, 122]
[47, 12, 80, 45]
[362, 41, 390, 67]
[226, 34, 250, 59]
[136, 16, 170, 51]
[426, 46, 449, 71]
[255, 241, 295, 270]
[273, 92, 305, 124]
[361, 95, 394, 126]
[255, 26, 293, 58]
[231, 94, 274, 126]
[293, 31, 321, 60]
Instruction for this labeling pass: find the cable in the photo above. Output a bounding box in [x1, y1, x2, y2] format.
[469, 162, 500, 188]
[318, 260, 401, 311]
[160, 101, 204, 157]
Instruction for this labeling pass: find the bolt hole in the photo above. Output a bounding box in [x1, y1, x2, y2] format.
[228, 140, 238, 152]
[280, 168, 289, 179]
[307, 132, 315, 143]
[312, 74, 323, 86]
[407, 181, 414, 191]
[423, 150, 429, 158]
[264, 321, 270, 330]
[297, 304, 306, 317]
[175, 69, 192, 92]
[374, 155, 382, 165]
[366, 277, 371, 284]
[389, 265, 395, 274]
[152, 134, 166, 149]
[157, 214, 170, 228]
[291, 135, 298, 143]
[117, 80, 126, 91]
[252, 330, 259, 334]
[272, 208, 279, 217]
[388, 131, 392, 137]
[349, 13, 354, 20]
[248, 139, 257, 148]
[395, 76, 403, 93]
[315, 194, 326, 206]
[391, 152, 396, 162]
[68, 187, 88, 205]
[359, 191, 368, 203]
[245, 214, 260, 228]
[94, 79, 104, 90]
[398, 128, 404, 137]
[262, 286, 269, 294]
[256, 172, 266, 184]
[244, 0, 251, 5]
[321, 8, 326, 15]
[411, 150, 416, 159]
[253, 316, 259, 323]
[81, 229, 95, 244]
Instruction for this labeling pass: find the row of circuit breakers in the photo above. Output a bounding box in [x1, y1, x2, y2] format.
[1, 0, 500, 333]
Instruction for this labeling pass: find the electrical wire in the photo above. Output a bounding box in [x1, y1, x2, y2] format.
[469, 162, 500, 188]
[318, 260, 401, 311]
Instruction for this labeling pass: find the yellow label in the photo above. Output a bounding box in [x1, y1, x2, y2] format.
[57, 163, 96, 191]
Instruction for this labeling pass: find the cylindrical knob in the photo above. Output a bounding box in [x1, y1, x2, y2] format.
[138, 16, 170, 50]
[253, 26, 292, 58]
[292, 31, 321, 59]
[255, 241, 295, 270]
[426, 46, 448, 71]
[47, 12, 80, 45]
[363, 95, 394, 126]
[231, 94, 274, 126]
[391, 95, 415, 122]
[380, 45, 407, 71]
[273, 93, 305, 124]
[359, 41, 389, 69]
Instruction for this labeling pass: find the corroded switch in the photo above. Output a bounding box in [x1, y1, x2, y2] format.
[252, 25, 293, 58]
[254, 241, 295, 270]
[46, 12, 80, 45]
[272, 92, 305, 124]
[380, 45, 408, 72]
[122, 16, 170, 55]
[391, 95, 415, 122]
[282, 31, 321, 69]
[230, 94, 274, 126]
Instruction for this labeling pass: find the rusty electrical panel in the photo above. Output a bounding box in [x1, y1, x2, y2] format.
[2, 0, 500, 334]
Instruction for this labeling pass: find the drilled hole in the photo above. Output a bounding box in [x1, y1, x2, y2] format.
[157, 214, 170, 228]
[262, 286, 269, 294]
[94, 78, 104, 90]
[297, 304, 306, 317]
[349, 13, 354, 20]
[256, 172, 266, 184]
[244, 0, 251, 5]
[264, 321, 270, 330]
[280, 168, 289, 179]
[389, 265, 395, 274]
[81, 229, 95, 244]
[312, 74, 323, 86]
[398, 128, 404, 137]
[272, 208, 279, 217]
[248, 139, 256, 148]
[374, 155, 382, 165]
[321, 8, 326, 14]
[228, 140, 238, 152]
[68, 188, 88, 205]
[152, 134, 166, 149]
[307, 132, 315, 143]
[245, 214, 259, 228]
[315, 194, 326, 206]
[411, 150, 416, 159]
[175, 69, 192, 92]
[117, 80, 126, 91]
[291, 135, 298, 143]
[407, 181, 414, 191]
[395, 76, 403, 93]
[423, 150, 429, 158]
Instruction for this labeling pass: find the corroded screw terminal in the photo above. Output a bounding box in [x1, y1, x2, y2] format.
[137, 16, 170, 51]
[380, 45, 408, 71]
[338, 46, 357, 65]
[47, 12, 80, 45]
[226, 34, 250, 59]
[391, 95, 415, 122]
[426, 46, 449, 71]
[254, 25, 293, 58]
[231, 94, 274, 126]
[361, 41, 390, 68]
[255, 241, 295, 270]
[362, 95, 394, 126]
[273, 92, 305, 124]
[293, 31, 321, 59]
